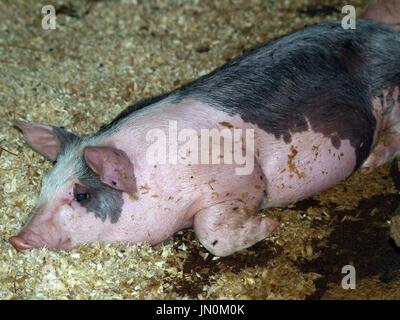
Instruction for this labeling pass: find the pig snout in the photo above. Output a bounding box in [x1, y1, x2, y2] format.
[9, 235, 34, 251]
[9, 228, 52, 251]
[9, 209, 70, 251]
[9, 230, 71, 251]
[8, 229, 49, 251]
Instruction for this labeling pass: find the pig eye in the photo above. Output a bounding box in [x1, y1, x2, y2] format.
[75, 193, 90, 202]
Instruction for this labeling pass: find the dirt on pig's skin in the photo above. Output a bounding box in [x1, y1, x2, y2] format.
[2, 0, 400, 299]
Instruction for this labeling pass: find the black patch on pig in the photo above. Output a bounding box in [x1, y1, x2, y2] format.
[176, 20, 400, 169]
[330, 135, 341, 149]
[77, 165, 123, 224]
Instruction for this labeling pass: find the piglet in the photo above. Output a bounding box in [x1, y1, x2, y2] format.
[10, 19, 400, 256]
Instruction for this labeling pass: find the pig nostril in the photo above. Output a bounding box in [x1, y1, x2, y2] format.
[9, 236, 33, 251]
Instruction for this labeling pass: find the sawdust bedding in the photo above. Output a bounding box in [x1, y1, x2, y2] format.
[1, 0, 400, 300]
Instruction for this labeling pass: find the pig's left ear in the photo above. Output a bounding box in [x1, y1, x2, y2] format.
[84, 146, 136, 194]
[13, 120, 80, 161]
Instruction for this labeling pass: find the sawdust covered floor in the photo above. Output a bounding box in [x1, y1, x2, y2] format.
[1, 0, 400, 299]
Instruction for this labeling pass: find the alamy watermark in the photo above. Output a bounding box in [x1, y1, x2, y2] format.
[341, 265, 356, 290]
[342, 5, 357, 30]
[145, 121, 255, 176]
[41, 5, 56, 30]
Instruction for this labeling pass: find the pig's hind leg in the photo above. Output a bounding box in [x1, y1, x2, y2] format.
[362, 87, 400, 172]
[193, 200, 279, 257]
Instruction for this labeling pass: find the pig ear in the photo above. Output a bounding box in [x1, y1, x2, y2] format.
[84, 146, 136, 194]
[13, 120, 80, 162]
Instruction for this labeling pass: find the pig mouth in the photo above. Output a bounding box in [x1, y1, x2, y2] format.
[56, 237, 73, 249]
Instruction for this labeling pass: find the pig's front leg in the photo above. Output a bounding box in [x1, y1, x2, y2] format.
[193, 200, 279, 257]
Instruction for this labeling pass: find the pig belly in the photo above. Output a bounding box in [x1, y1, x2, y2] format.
[258, 129, 357, 208]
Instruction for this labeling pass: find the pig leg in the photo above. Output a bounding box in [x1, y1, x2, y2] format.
[362, 87, 400, 172]
[193, 200, 278, 257]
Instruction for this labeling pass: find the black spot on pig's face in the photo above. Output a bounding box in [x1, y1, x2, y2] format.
[77, 166, 123, 223]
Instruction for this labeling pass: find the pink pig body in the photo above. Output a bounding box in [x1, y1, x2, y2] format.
[9, 98, 380, 256]
[12, 101, 279, 255]
[80, 101, 355, 244]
